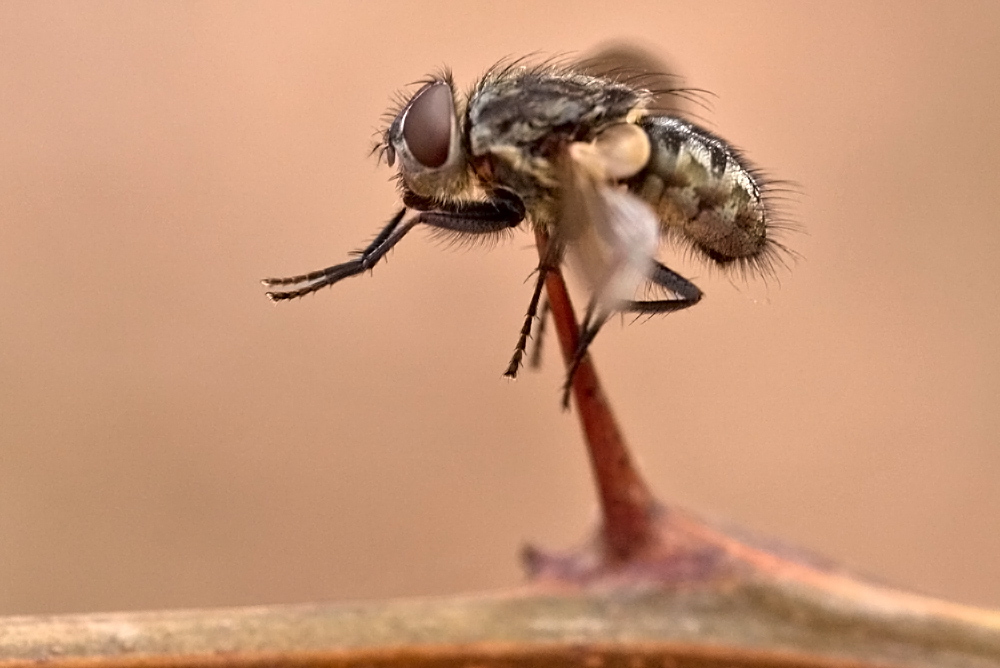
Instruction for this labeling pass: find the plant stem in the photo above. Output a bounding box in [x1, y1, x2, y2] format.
[533, 229, 657, 562]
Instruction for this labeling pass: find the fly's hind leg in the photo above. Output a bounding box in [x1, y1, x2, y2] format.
[559, 261, 702, 409]
[560, 299, 609, 409]
[622, 261, 703, 315]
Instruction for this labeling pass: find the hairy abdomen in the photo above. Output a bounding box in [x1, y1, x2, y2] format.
[630, 115, 768, 265]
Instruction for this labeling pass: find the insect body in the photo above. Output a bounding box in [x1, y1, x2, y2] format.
[264, 54, 785, 407]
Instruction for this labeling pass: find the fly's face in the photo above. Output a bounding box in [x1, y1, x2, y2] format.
[382, 79, 471, 200]
[264, 50, 792, 408]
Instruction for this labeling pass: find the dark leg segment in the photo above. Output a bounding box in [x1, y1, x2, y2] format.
[504, 267, 550, 378]
[504, 236, 564, 379]
[623, 261, 703, 314]
[560, 261, 703, 408]
[262, 191, 525, 302]
[561, 301, 608, 408]
[528, 296, 550, 369]
[263, 209, 413, 301]
[403, 187, 526, 230]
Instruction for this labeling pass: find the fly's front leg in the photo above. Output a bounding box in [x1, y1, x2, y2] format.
[402, 188, 525, 234]
[263, 208, 412, 300]
[263, 189, 525, 302]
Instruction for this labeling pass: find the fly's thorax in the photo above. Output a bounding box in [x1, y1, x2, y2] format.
[632, 116, 768, 264]
[465, 66, 650, 216]
[466, 68, 647, 153]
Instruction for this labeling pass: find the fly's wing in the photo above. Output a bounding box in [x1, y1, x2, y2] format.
[574, 42, 705, 117]
[556, 124, 660, 319]
[577, 43, 787, 277]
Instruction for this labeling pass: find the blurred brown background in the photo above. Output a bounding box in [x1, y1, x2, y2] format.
[1, 1, 998, 616]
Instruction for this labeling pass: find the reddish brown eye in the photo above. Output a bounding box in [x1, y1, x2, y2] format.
[402, 82, 453, 168]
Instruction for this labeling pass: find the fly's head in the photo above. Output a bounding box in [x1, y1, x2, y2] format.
[380, 77, 471, 200]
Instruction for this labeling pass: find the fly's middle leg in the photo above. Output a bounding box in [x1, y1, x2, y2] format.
[505, 237, 563, 379]
[528, 296, 550, 369]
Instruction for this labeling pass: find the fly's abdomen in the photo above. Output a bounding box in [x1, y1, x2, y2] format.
[630, 115, 768, 266]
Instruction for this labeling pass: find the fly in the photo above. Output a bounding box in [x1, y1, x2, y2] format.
[263, 49, 791, 408]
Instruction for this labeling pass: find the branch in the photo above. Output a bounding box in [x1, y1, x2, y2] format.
[2, 233, 998, 668]
[0, 583, 998, 667]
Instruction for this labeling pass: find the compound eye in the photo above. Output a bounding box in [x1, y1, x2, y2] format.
[402, 82, 453, 169]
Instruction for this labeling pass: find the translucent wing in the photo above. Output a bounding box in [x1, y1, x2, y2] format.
[556, 123, 660, 320]
[574, 42, 705, 117]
